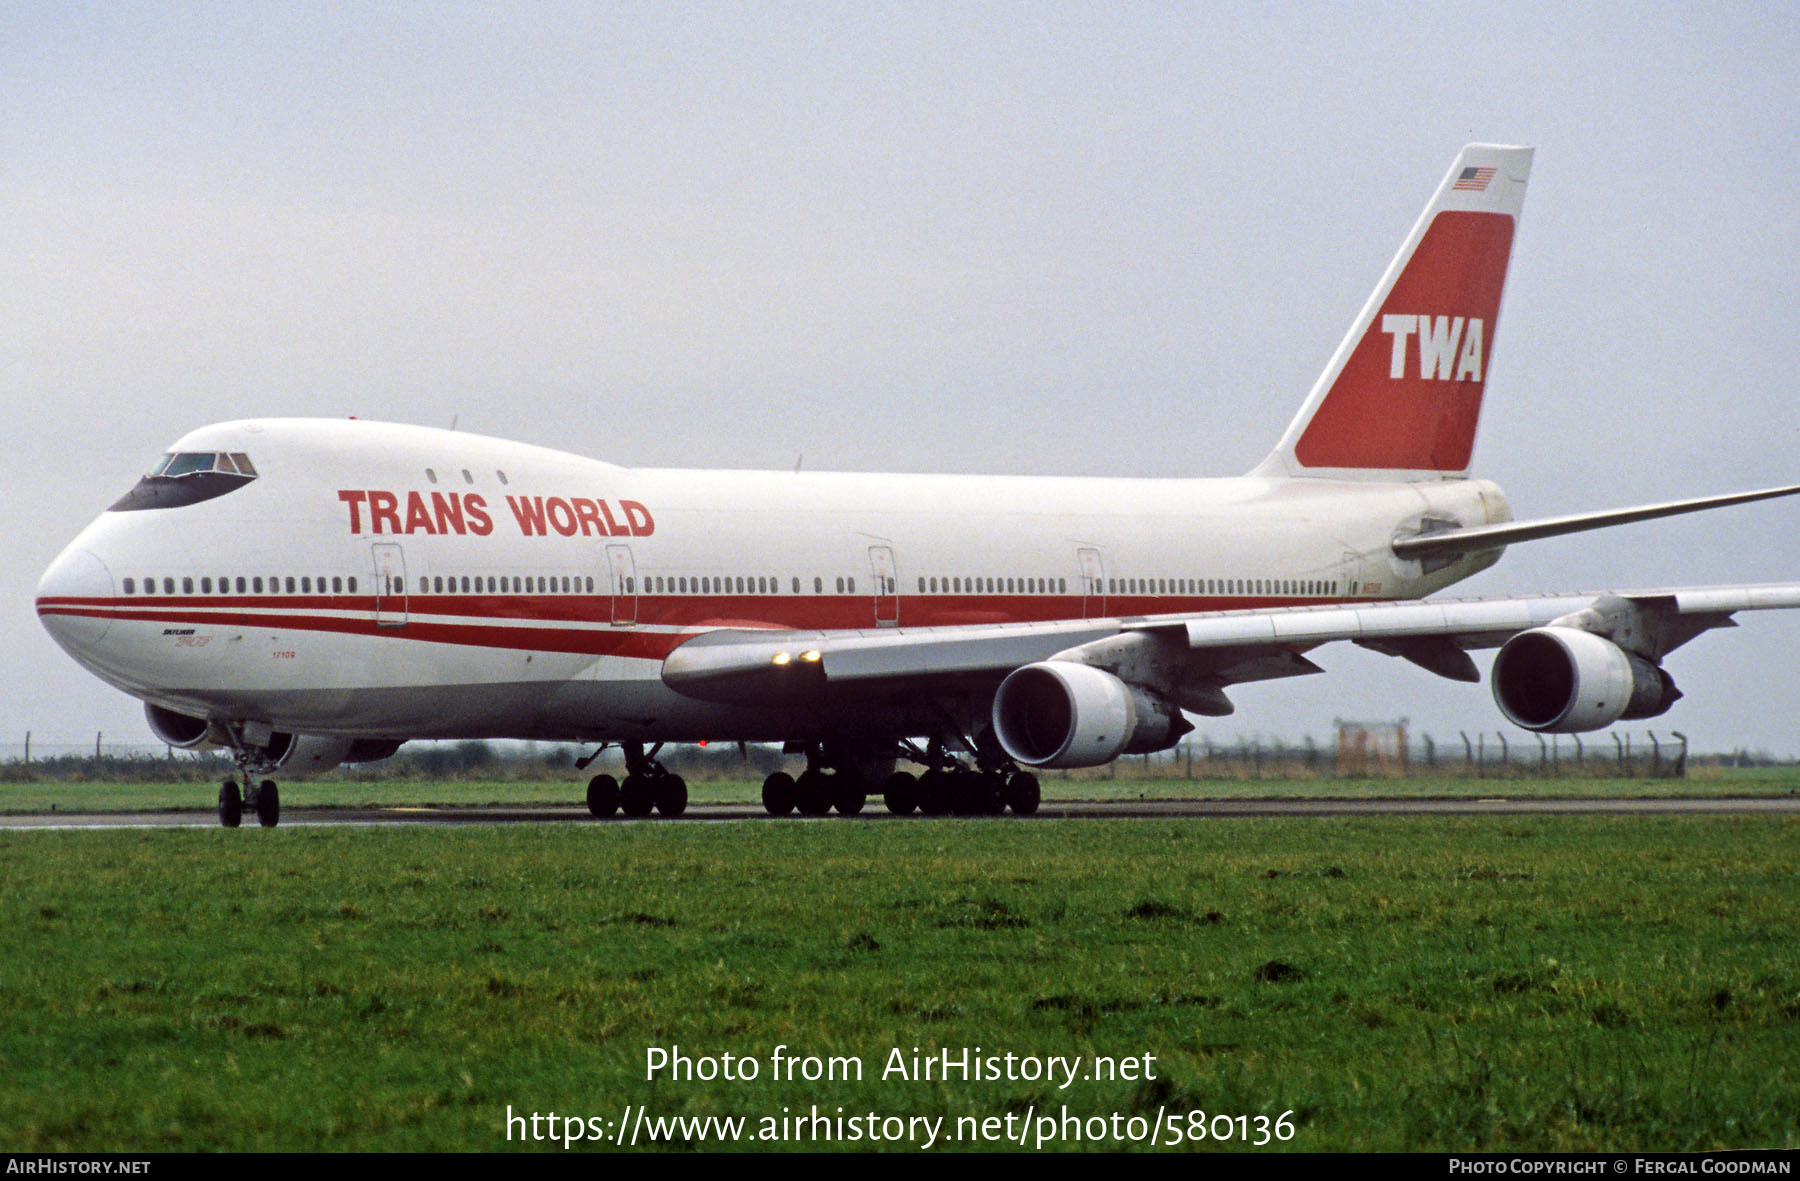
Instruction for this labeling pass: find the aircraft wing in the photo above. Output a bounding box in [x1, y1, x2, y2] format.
[660, 582, 1800, 709]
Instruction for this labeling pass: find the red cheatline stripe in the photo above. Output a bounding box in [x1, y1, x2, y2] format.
[37, 591, 1349, 652]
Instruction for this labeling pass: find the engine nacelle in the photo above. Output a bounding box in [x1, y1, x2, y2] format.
[992, 662, 1187, 768]
[1491, 626, 1680, 733]
[144, 703, 224, 750]
[263, 733, 358, 776]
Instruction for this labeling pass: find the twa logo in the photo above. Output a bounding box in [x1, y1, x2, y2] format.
[1380, 314, 1485, 382]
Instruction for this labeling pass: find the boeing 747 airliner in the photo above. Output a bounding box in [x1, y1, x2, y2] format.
[37, 144, 1800, 826]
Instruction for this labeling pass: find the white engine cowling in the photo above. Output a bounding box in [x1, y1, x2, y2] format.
[1491, 626, 1680, 733]
[263, 732, 358, 776]
[144, 703, 223, 750]
[992, 662, 1186, 768]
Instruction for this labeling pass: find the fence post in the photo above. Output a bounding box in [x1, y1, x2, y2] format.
[22, 731, 28, 766]
[1496, 732, 1508, 777]
[1611, 731, 1625, 775]
[1648, 732, 1662, 777]
[96, 731, 102, 760]
[1671, 731, 1688, 778]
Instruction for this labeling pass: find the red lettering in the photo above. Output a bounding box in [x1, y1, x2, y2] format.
[404, 491, 437, 535]
[369, 491, 401, 535]
[464, 494, 493, 536]
[573, 498, 604, 537]
[431, 492, 466, 535]
[545, 497, 579, 537]
[622, 500, 655, 537]
[597, 500, 623, 536]
[337, 489, 368, 533]
[506, 495, 548, 536]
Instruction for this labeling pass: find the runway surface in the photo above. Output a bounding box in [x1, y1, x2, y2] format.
[4, 795, 1798, 830]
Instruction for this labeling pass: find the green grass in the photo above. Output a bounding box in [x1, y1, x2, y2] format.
[1, 816, 1796, 1151]
[2, 766, 1796, 814]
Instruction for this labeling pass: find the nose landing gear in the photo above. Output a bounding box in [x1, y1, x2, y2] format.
[217, 777, 280, 828]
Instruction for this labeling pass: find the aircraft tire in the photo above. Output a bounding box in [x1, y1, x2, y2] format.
[586, 774, 620, 818]
[255, 780, 280, 828]
[795, 770, 833, 817]
[882, 771, 918, 815]
[218, 780, 242, 829]
[655, 774, 688, 818]
[1006, 772, 1041, 816]
[917, 770, 951, 816]
[834, 773, 866, 816]
[950, 769, 988, 815]
[762, 772, 797, 816]
[620, 774, 656, 818]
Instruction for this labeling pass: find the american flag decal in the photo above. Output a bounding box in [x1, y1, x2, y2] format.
[1453, 166, 1495, 192]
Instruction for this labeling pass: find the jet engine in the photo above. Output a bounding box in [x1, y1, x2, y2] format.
[144, 702, 224, 750]
[142, 703, 401, 774]
[260, 733, 406, 775]
[1491, 626, 1680, 733]
[992, 661, 1188, 768]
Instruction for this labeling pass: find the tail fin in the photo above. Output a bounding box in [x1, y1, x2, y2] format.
[1253, 143, 1534, 480]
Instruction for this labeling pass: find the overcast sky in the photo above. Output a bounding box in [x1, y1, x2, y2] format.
[6, 2, 1799, 755]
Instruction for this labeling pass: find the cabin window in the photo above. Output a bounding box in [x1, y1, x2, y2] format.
[462, 469, 473, 484]
[813, 577, 823, 593]
[426, 468, 438, 484]
[497, 470, 509, 485]
[200, 577, 212, 593]
[348, 577, 358, 593]
[333, 577, 342, 593]
[122, 578, 135, 595]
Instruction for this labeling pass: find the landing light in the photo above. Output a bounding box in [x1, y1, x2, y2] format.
[772, 652, 792, 666]
[800, 649, 822, 664]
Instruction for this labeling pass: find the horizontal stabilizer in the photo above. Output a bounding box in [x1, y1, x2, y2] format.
[1392, 484, 1800, 559]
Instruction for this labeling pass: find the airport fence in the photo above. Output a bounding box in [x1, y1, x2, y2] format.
[1, 727, 1783, 783]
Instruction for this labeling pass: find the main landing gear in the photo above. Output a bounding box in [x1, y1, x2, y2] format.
[582, 742, 688, 819]
[218, 777, 280, 829]
[760, 741, 1040, 819]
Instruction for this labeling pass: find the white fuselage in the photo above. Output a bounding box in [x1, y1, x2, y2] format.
[38, 418, 1509, 744]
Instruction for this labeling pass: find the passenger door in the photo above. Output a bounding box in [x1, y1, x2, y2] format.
[372, 542, 408, 627]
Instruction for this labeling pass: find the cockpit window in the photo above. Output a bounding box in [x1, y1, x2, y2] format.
[110, 451, 260, 512]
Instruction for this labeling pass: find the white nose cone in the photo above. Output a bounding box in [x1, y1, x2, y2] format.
[37, 546, 116, 658]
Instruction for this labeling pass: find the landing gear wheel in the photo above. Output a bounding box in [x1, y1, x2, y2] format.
[882, 771, 918, 816]
[833, 773, 866, 816]
[586, 774, 620, 818]
[950, 768, 989, 815]
[654, 774, 688, 818]
[917, 769, 951, 817]
[981, 771, 1007, 816]
[255, 780, 280, 828]
[620, 774, 656, 818]
[1005, 771, 1041, 816]
[762, 771, 797, 816]
[795, 769, 833, 817]
[218, 780, 242, 829]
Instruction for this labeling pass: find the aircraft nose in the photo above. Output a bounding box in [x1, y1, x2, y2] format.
[37, 546, 116, 657]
